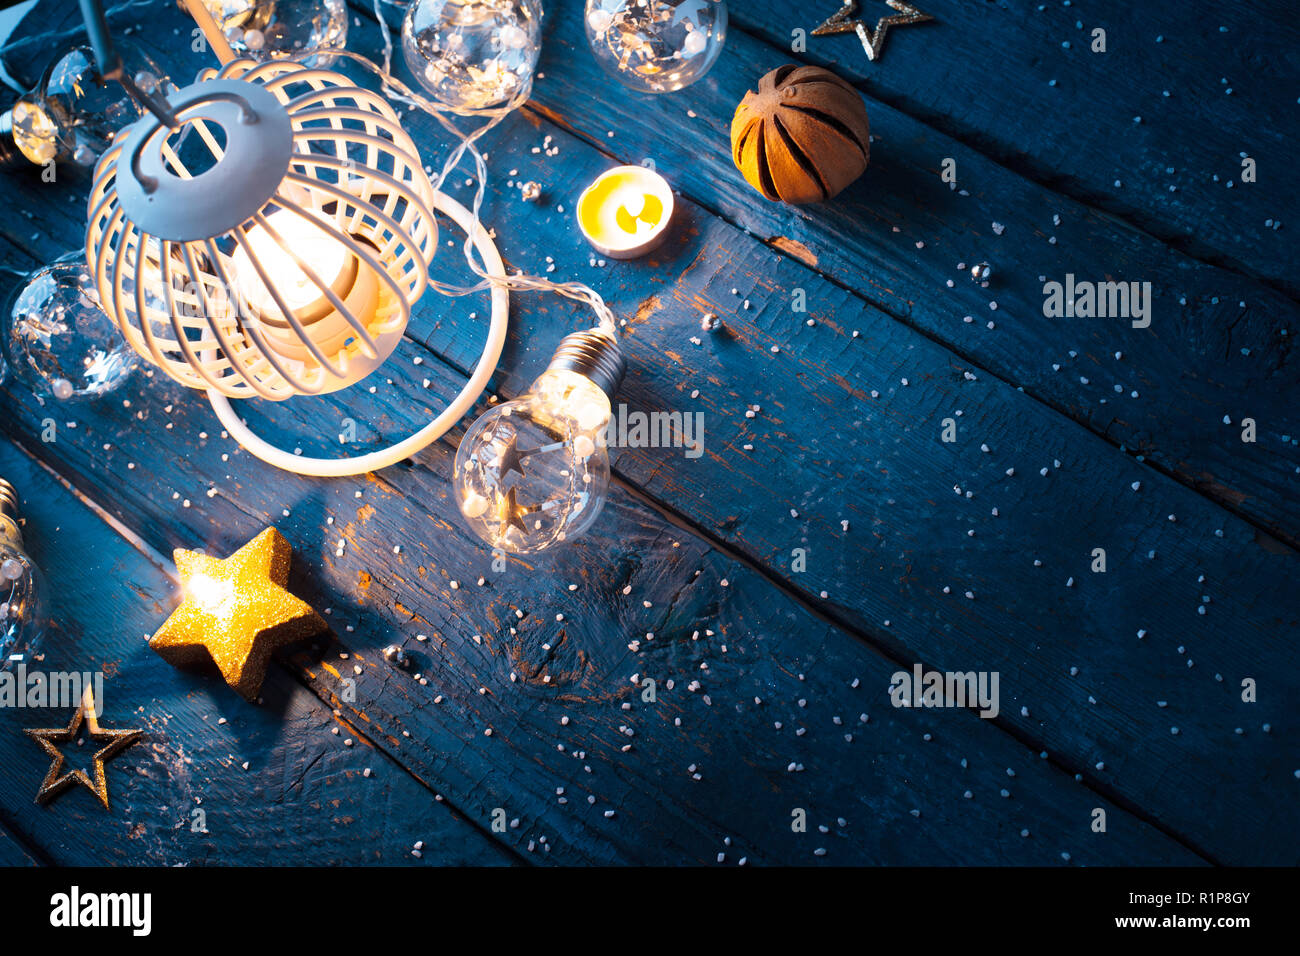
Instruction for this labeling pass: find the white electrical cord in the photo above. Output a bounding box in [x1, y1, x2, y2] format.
[348, 4, 620, 334]
[206, 189, 509, 477]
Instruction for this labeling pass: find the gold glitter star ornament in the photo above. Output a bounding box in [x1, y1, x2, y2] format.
[149, 527, 326, 701]
[24, 686, 141, 809]
[813, 1, 934, 63]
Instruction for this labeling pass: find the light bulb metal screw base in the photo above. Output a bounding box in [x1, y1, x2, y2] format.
[0, 479, 20, 522]
[0, 478, 24, 545]
[546, 328, 626, 401]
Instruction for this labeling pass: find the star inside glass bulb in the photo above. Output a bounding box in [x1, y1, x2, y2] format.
[179, 0, 349, 67]
[2, 252, 138, 402]
[9, 43, 171, 167]
[454, 330, 625, 554]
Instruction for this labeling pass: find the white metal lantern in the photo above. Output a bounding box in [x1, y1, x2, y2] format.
[86, 56, 437, 400]
[78, 0, 511, 478]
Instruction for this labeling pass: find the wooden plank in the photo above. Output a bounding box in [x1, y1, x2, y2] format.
[0, 0, 1264, 863]
[726, 0, 1300, 297]
[516, 0, 1300, 547]
[343, 13, 1298, 863]
[0, 825, 41, 866]
[0, 337, 1205, 865]
[8, 0, 1297, 541]
[0, 438, 516, 866]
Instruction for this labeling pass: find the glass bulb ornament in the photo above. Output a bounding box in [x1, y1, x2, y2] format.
[6, 43, 170, 167]
[2, 253, 138, 401]
[402, 0, 544, 110]
[455, 329, 625, 553]
[0, 479, 46, 667]
[179, 0, 348, 66]
[584, 0, 727, 94]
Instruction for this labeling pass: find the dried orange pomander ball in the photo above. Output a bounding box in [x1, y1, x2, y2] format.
[731, 64, 871, 204]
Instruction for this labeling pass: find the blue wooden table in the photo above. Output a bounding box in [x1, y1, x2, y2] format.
[0, 0, 1294, 866]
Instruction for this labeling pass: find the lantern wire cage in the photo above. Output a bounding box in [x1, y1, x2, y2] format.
[87, 56, 441, 400]
[79, 0, 617, 478]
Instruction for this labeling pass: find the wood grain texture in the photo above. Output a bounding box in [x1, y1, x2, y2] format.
[0, 0, 1288, 866]
[6, 0, 1294, 536]
[0, 824, 40, 865]
[0, 440, 515, 866]
[730, 0, 1300, 297]
[351, 11, 1297, 863]
[0, 334, 1204, 866]
[518, 0, 1300, 548]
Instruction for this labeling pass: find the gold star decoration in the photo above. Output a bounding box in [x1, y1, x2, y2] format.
[24, 686, 142, 809]
[812, 0, 934, 62]
[149, 527, 326, 701]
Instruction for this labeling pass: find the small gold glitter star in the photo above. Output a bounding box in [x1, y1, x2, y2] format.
[24, 686, 142, 809]
[149, 527, 326, 701]
[812, 0, 934, 62]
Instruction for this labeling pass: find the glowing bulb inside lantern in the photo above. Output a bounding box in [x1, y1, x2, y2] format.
[454, 330, 625, 554]
[229, 210, 353, 318]
[223, 206, 386, 381]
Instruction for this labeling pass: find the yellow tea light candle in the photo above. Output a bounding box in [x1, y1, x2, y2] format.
[576, 165, 674, 259]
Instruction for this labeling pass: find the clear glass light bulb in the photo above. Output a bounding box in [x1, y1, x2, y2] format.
[2, 252, 139, 401]
[9, 42, 171, 167]
[0, 479, 46, 667]
[584, 0, 727, 94]
[402, 0, 544, 110]
[454, 330, 624, 554]
[180, 0, 348, 67]
[230, 210, 351, 315]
